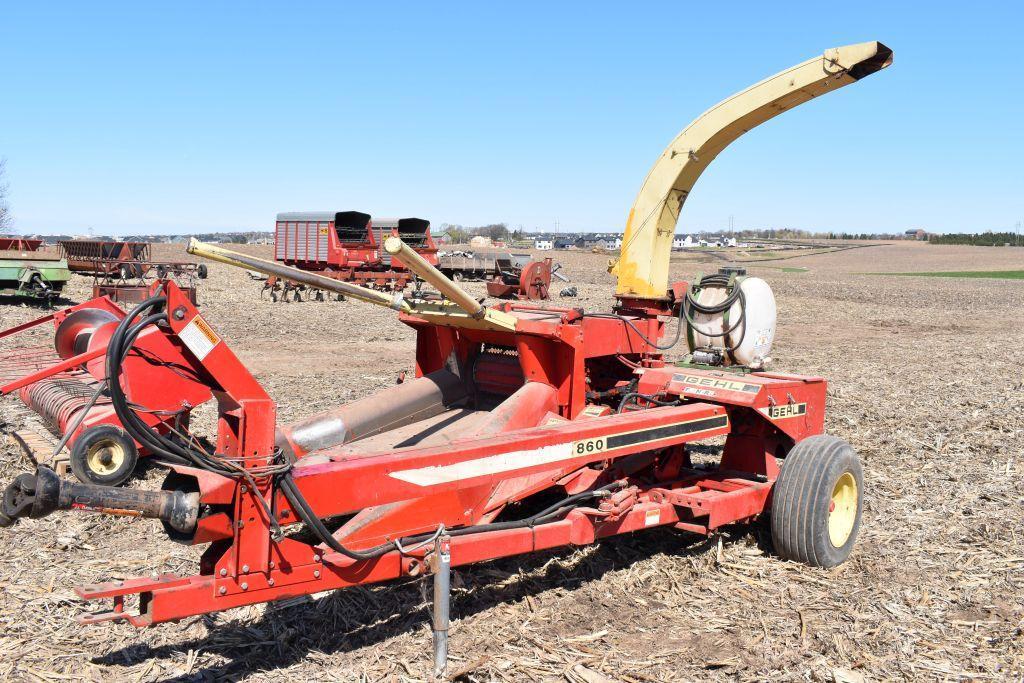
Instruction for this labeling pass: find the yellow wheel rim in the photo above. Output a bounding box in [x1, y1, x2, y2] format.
[828, 471, 858, 547]
[86, 438, 127, 476]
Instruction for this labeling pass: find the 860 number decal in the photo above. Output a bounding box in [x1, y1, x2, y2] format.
[574, 437, 607, 455]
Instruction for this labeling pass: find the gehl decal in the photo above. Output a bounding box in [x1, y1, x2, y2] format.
[672, 373, 760, 394]
[759, 403, 807, 420]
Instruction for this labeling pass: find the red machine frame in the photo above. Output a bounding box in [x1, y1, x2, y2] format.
[0, 42, 893, 676]
[5, 281, 827, 628]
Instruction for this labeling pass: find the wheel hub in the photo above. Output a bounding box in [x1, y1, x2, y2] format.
[86, 438, 127, 476]
[828, 472, 858, 547]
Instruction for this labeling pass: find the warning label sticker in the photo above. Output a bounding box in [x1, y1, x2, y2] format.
[179, 316, 220, 360]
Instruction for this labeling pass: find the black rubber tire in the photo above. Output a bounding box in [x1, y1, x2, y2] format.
[770, 435, 863, 568]
[197, 264, 208, 279]
[69, 425, 139, 487]
[157, 265, 169, 279]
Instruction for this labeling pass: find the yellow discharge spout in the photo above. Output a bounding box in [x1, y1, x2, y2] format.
[612, 41, 893, 299]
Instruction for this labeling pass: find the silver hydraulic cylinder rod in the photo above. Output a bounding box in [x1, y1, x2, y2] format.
[276, 368, 467, 460]
[432, 536, 452, 678]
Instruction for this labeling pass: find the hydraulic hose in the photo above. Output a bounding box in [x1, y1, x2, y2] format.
[279, 477, 623, 561]
[682, 273, 747, 351]
[616, 392, 682, 414]
[105, 297, 623, 561]
[582, 302, 687, 352]
[105, 295, 288, 479]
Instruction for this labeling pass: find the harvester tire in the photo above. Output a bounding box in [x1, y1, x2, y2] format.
[770, 435, 862, 568]
[70, 425, 139, 487]
[197, 264, 208, 279]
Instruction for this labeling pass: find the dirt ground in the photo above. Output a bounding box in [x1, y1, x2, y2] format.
[0, 240, 1022, 682]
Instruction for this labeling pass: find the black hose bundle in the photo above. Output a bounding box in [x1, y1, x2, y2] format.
[616, 392, 682, 414]
[105, 293, 290, 537]
[106, 295, 623, 560]
[104, 293, 288, 479]
[280, 477, 623, 561]
[682, 273, 746, 352]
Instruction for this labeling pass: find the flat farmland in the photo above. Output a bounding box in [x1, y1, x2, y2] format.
[0, 240, 1021, 681]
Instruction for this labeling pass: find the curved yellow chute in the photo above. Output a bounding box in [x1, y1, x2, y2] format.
[613, 41, 893, 298]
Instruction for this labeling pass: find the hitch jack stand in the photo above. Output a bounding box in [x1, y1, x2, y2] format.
[431, 535, 452, 678]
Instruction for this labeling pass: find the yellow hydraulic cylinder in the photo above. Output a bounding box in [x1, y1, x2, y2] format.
[383, 237, 484, 319]
[187, 239, 413, 312]
[383, 237, 518, 332]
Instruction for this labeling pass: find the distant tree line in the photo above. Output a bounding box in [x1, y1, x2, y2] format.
[439, 222, 526, 242]
[727, 228, 906, 240]
[927, 231, 1022, 247]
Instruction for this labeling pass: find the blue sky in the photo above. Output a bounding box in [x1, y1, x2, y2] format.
[1, 2, 1021, 235]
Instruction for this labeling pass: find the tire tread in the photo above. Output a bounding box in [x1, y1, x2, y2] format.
[771, 435, 861, 568]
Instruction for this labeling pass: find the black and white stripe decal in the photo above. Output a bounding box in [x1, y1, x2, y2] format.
[389, 414, 728, 486]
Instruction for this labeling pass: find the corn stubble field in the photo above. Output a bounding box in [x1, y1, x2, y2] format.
[0, 241, 1022, 682]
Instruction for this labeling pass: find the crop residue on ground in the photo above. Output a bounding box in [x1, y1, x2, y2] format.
[0, 240, 1022, 681]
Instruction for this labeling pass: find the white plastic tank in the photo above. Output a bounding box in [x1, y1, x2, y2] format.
[686, 276, 776, 367]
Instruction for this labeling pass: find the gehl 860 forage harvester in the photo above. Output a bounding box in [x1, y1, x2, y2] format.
[0, 42, 891, 675]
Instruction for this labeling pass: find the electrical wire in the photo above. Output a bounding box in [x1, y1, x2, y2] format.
[582, 301, 687, 351]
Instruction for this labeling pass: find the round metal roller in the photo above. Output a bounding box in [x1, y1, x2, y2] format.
[54, 309, 119, 359]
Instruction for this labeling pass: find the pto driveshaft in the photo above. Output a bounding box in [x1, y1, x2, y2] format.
[0, 467, 198, 533]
